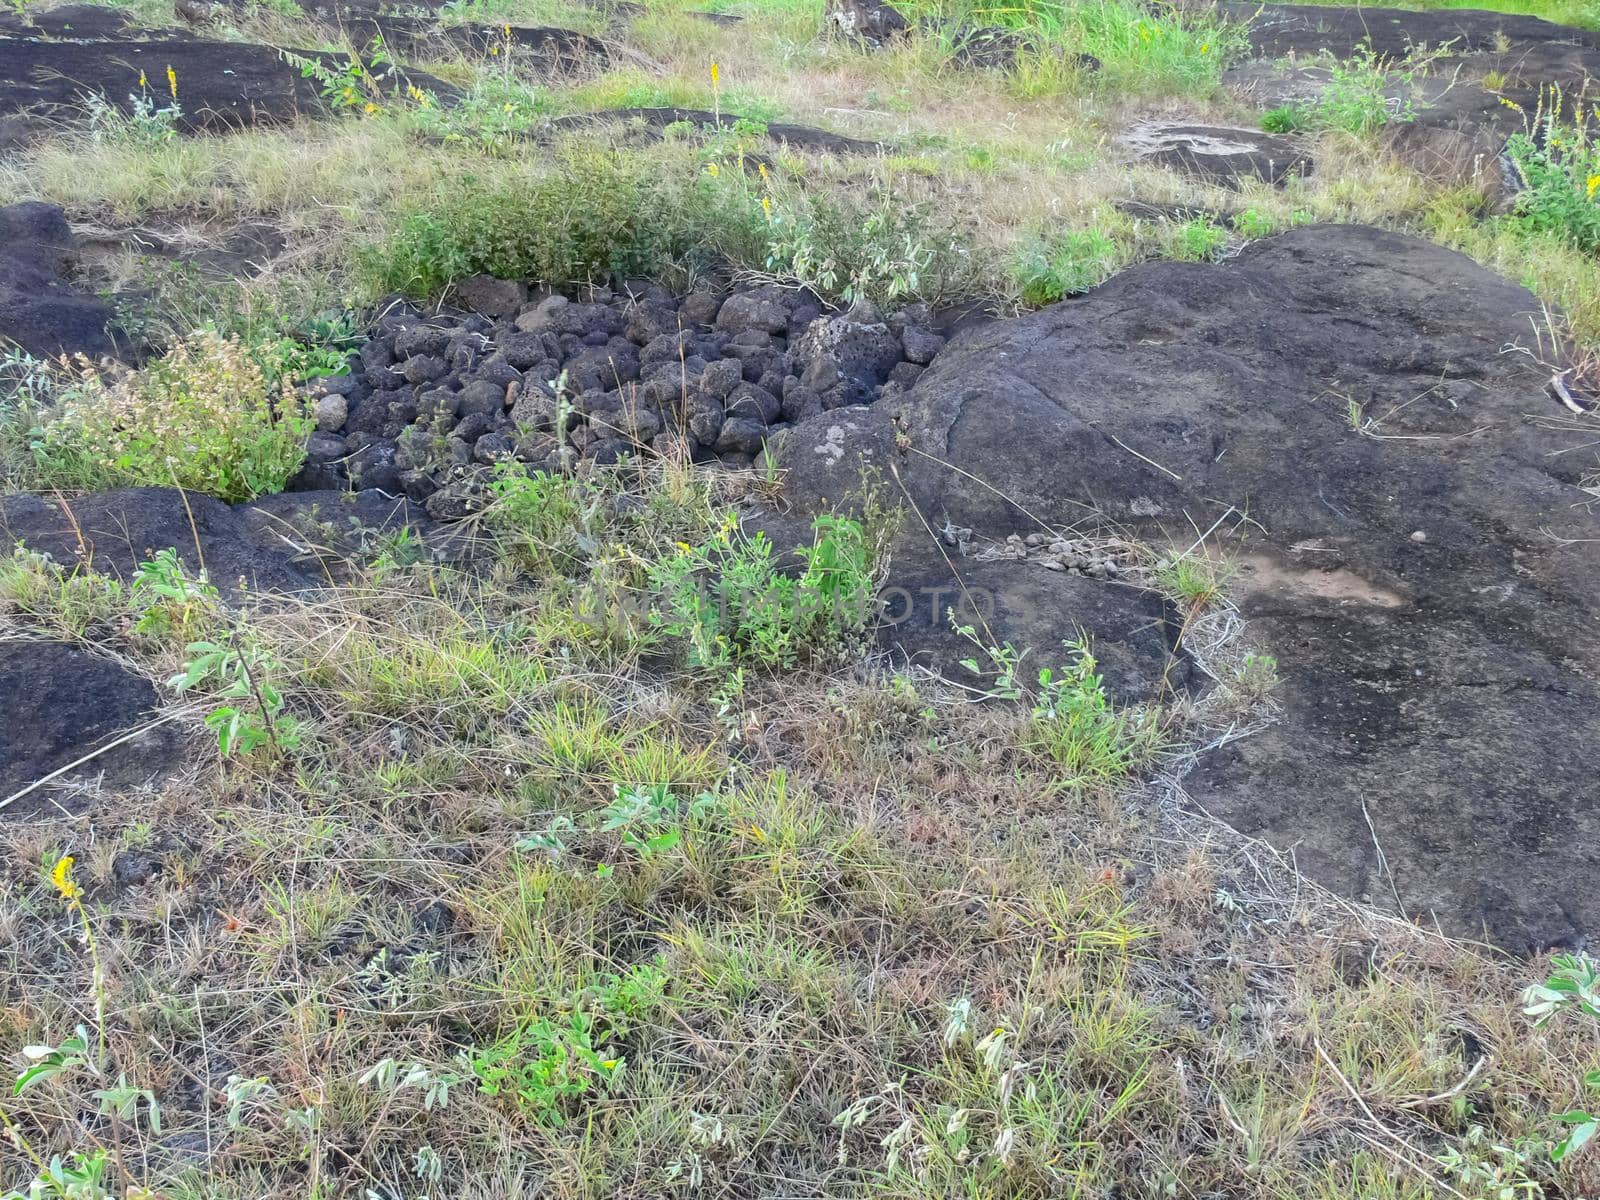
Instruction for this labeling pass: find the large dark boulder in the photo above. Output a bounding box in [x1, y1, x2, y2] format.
[1215, 1, 1599, 60]
[0, 202, 120, 359]
[0, 641, 184, 817]
[773, 223, 1600, 950]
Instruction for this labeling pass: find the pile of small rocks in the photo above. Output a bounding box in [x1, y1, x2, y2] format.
[293, 279, 947, 519]
[978, 530, 1144, 582]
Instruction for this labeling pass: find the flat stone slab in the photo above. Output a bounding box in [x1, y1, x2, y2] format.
[772, 223, 1600, 951]
[1124, 120, 1312, 187]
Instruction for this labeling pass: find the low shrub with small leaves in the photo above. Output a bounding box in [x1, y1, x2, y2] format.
[34, 331, 311, 502]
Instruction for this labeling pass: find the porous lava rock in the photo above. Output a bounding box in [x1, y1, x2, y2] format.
[1124, 121, 1312, 188]
[772, 222, 1600, 950]
[547, 107, 884, 156]
[314, 283, 940, 503]
[0, 641, 184, 817]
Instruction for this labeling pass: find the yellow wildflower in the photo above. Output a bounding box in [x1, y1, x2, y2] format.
[51, 855, 79, 902]
[706, 161, 720, 177]
[675, 541, 692, 553]
[1200, 41, 1209, 53]
[758, 162, 769, 180]
[1588, 173, 1600, 199]
[364, 101, 380, 114]
[710, 61, 720, 88]
[167, 65, 178, 99]
[761, 195, 773, 220]
[138, 69, 148, 89]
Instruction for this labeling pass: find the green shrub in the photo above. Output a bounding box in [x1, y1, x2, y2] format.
[359, 146, 767, 298]
[35, 331, 311, 502]
[765, 184, 977, 306]
[1521, 952, 1600, 1163]
[1015, 227, 1125, 304]
[650, 513, 876, 670]
[1260, 105, 1307, 134]
[1166, 216, 1228, 262]
[1503, 96, 1600, 254]
[1024, 640, 1162, 790]
[464, 962, 667, 1125]
[1260, 45, 1416, 136]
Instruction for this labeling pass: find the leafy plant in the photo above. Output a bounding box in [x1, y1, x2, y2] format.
[463, 963, 667, 1124]
[1523, 952, 1600, 1163]
[169, 632, 300, 757]
[957, 625, 1162, 789]
[1260, 45, 1417, 136]
[0, 1150, 115, 1200]
[130, 548, 220, 638]
[1166, 216, 1228, 262]
[283, 36, 395, 116]
[1016, 227, 1124, 304]
[34, 331, 312, 502]
[650, 513, 877, 670]
[82, 89, 181, 146]
[765, 184, 973, 306]
[1503, 91, 1600, 254]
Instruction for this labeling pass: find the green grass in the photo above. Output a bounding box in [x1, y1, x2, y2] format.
[0, 464, 1594, 1197]
[893, 0, 1248, 94]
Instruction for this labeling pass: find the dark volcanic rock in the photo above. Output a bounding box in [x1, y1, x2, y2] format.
[0, 17, 454, 143]
[0, 202, 120, 359]
[0, 487, 432, 597]
[1216, 1, 1600, 60]
[0, 642, 184, 817]
[773, 223, 1600, 950]
[546, 107, 884, 156]
[1219, 4, 1600, 204]
[332, 15, 609, 72]
[1127, 122, 1312, 188]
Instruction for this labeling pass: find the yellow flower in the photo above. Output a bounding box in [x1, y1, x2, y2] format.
[675, 541, 692, 553]
[1200, 41, 1209, 53]
[138, 69, 148, 89]
[706, 161, 720, 177]
[709, 61, 720, 88]
[364, 101, 380, 114]
[51, 855, 80, 901]
[167, 65, 178, 99]
[758, 162, 769, 180]
[761, 195, 773, 220]
[1588, 173, 1600, 199]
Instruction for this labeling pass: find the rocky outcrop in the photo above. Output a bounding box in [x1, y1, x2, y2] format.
[0, 4, 454, 145]
[1216, 2, 1600, 206]
[772, 222, 1600, 950]
[0, 201, 122, 360]
[0, 641, 184, 817]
